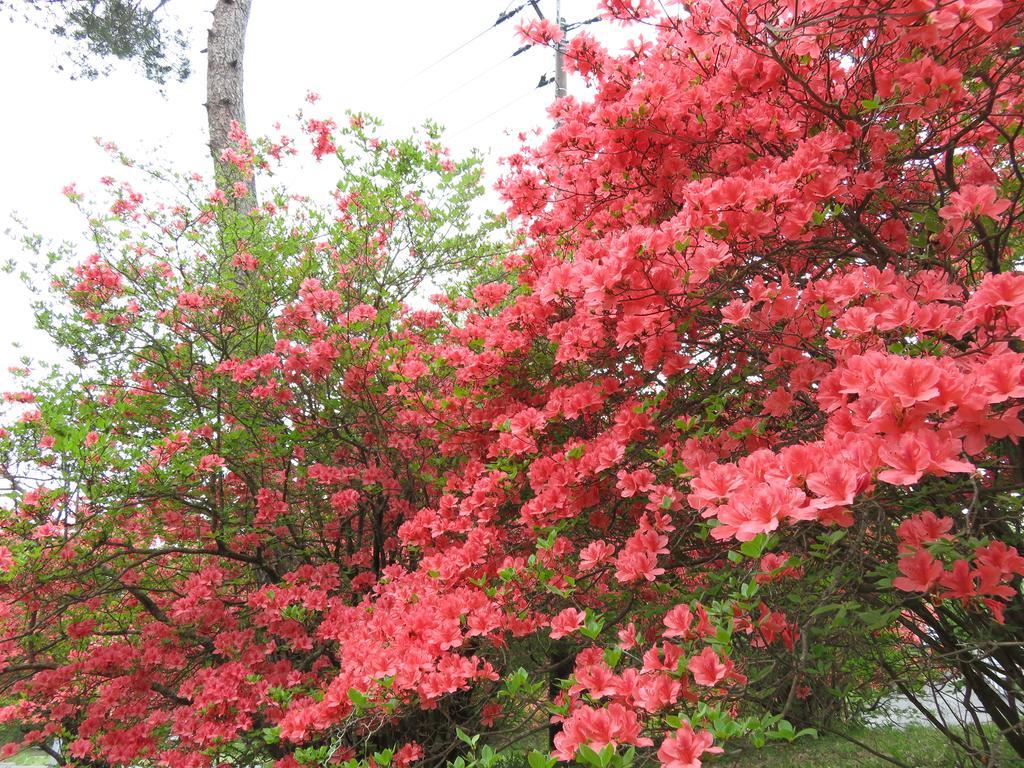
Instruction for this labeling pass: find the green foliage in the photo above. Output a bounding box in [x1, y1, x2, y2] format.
[716, 725, 1015, 768]
[3, 0, 190, 85]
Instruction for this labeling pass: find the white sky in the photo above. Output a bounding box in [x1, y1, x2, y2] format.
[0, 0, 627, 391]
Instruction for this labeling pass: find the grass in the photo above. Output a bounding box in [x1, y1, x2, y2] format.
[715, 725, 1020, 767]
[0, 748, 54, 766]
[0, 728, 1020, 768]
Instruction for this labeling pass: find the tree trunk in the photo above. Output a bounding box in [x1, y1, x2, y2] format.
[206, 0, 256, 212]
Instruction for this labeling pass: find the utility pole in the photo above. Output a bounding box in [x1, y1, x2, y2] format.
[529, 0, 566, 103]
[554, 0, 567, 99]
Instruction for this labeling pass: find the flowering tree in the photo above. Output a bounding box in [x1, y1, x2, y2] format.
[0, 113, 503, 768]
[3, 0, 1024, 767]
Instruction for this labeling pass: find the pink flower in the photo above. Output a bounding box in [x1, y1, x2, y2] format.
[970, 272, 1024, 310]
[961, 0, 1005, 32]
[720, 299, 751, 324]
[878, 431, 974, 486]
[614, 549, 665, 582]
[549, 607, 585, 639]
[939, 560, 976, 602]
[617, 622, 638, 650]
[197, 454, 227, 473]
[232, 251, 259, 271]
[516, 18, 564, 46]
[938, 185, 1011, 224]
[579, 540, 615, 571]
[306, 118, 337, 161]
[884, 358, 941, 408]
[896, 511, 954, 550]
[616, 468, 655, 497]
[393, 742, 423, 768]
[711, 485, 807, 542]
[892, 549, 944, 592]
[806, 462, 865, 510]
[975, 540, 1024, 577]
[553, 704, 653, 761]
[688, 646, 729, 686]
[662, 605, 694, 638]
[657, 723, 723, 768]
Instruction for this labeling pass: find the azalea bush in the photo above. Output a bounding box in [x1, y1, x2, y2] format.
[0, 113, 505, 767]
[2, 0, 1024, 768]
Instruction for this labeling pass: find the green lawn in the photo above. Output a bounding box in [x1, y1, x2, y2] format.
[0, 748, 53, 766]
[716, 725, 1019, 767]
[1, 728, 1021, 768]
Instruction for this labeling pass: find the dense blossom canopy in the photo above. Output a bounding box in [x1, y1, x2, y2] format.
[1, 1, 1024, 767]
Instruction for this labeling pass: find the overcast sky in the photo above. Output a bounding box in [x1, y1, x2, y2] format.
[0, 0, 628, 391]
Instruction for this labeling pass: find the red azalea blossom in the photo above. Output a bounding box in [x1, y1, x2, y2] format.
[657, 723, 723, 768]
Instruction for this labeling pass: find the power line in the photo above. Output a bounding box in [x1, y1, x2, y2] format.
[496, 3, 530, 25]
[404, 27, 494, 83]
[425, 45, 532, 111]
[566, 15, 602, 31]
[404, 4, 530, 85]
[452, 87, 543, 137]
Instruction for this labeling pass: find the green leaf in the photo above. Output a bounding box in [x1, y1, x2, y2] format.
[504, 667, 529, 695]
[604, 646, 623, 668]
[576, 745, 602, 768]
[580, 612, 605, 640]
[455, 728, 479, 747]
[739, 534, 767, 559]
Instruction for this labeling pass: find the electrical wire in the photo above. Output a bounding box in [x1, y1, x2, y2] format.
[452, 86, 546, 137]
[566, 15, 602, 31]
[496, 2, 529, 26]
[404, 3, 530, 85]
[404, 28, 494, 83]
[424, 44, 533, 110]
[411, 4, 606, 135]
